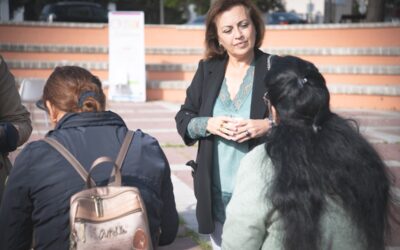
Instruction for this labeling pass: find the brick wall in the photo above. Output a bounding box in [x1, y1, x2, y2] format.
[1, 21, 399, 109]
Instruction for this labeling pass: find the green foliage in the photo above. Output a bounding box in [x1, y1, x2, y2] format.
[185, 0, 285, 15]
[165, 0, 184, 8]
[387, 0, 400, 6]
[11, 0, 26, 7]
[12, 0, 286, 23]
[253, 0, 285, 12]
[188, 0, 210, 15]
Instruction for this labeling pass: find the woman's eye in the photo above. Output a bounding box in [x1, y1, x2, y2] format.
[223, 29, 232, 34]
[240, 22, 249, 28]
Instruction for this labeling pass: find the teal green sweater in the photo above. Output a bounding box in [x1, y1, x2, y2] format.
[222, 144, 366, 250]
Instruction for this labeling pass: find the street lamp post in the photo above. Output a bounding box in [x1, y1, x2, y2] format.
[160, 0, 164, 24]
[0, 0, 10, 21]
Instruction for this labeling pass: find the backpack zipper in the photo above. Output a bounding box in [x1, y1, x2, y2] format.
[92, 195, 104, 217]
[75, 207, 143, 224]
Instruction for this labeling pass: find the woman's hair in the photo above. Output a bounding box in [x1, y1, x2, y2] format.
[43, 66, 106, 113]
[204, 0, 265, 60]
[264, 56, 390, 250]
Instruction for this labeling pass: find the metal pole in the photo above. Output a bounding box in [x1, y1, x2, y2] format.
[0, 0, 10, 21]
[160, 0, 164, 24]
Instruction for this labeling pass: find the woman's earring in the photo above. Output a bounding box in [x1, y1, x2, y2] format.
[268, 118, 276, 127]
[218, 42, 225, 51]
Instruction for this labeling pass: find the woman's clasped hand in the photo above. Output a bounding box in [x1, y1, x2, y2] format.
[207, 116, 270, 142]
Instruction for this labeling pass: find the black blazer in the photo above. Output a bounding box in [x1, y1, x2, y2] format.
[175, 49, 272, 233]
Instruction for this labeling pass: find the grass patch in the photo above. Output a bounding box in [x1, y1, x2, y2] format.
[161, 143, 186, 148]
[161, 142, 199, 148]
[184, 229, 212, 250]
[178, 216, 211, 250]
[178, 216, 186, 226]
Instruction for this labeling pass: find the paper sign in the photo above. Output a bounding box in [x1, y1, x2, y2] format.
[108, 11, 146, 101]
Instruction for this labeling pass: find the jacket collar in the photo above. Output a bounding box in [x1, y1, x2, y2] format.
[203, 49, 269, 118]
[250, 49, 269, 119]
[203, 55, 228, 114]
[54, 111, 126, 130]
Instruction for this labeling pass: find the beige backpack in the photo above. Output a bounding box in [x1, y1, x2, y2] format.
[44, 131, 153, 250]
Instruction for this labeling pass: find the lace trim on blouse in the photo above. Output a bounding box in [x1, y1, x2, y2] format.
[219, 64, 255, 111]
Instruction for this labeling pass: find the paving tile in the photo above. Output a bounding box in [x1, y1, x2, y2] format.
[158, 236, 202, 250]
[163, 147, 197, 165]
[374, 144, 400, 161]
[159, 224, 203, 250]
[388, 167, 400, 188]
[387, 203, 400, 247]
[173, 170, 194, 191]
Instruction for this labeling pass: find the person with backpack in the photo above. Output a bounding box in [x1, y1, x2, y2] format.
[0, 66, 179, 249]
[222, 56, 391, 250]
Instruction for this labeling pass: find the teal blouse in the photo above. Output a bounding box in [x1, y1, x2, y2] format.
[187, 63, 255, 223]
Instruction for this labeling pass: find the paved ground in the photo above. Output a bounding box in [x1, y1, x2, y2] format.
[11, 101, 400, 250]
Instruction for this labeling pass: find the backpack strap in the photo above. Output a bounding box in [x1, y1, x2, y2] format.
[115, 130, 135, 169]
[87, 156, 120, 188]
[43, 137, 96, 187]
[44, 130, 134, 187]
[109, 130, 135, 185]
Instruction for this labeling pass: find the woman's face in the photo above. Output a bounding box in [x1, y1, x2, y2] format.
[215, 5, 256, 60]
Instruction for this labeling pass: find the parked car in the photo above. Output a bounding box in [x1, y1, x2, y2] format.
[266, 12, 307, 25]
[184, 12, 306, 26]
[39, 2, 108, 23]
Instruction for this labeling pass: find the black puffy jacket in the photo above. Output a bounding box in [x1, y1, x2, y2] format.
[0, 111, 178, 249]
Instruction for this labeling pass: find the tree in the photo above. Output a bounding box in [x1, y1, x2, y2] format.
[366, 0, 386, 22]
[385, 0, 400, 21]
[186, 0, 285, 16]
[186, 0, 210, 15]
[11, 0, 109, 21]
[11, 0, 285, 23]
[253, 0, 285, 12]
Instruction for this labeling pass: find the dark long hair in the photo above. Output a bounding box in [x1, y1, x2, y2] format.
[264, 56, 390, 250]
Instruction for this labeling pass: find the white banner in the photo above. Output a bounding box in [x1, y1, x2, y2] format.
[108, 11, 146, 102]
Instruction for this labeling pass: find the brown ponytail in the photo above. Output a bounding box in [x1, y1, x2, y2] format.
[43, 66, 106, 113]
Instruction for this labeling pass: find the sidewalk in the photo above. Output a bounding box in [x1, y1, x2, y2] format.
[15, 100, 400, 250]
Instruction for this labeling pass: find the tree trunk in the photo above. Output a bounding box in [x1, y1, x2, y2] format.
[366, 0, 386, 22]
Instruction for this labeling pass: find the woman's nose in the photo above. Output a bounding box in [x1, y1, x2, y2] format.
[234, 28, 244, 39]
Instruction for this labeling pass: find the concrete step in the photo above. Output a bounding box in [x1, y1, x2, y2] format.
[2, 44, 399, 65]
[4, 43, 399, 57]
[18, 78, 400, 110]
[1, 22, 399, 48]
[7, 59, 400, 74]
[2, 22, 399, 110]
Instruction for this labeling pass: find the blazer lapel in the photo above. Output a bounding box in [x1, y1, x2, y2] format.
[250, 50, 269, 119]
[202, 57, 227, 115]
